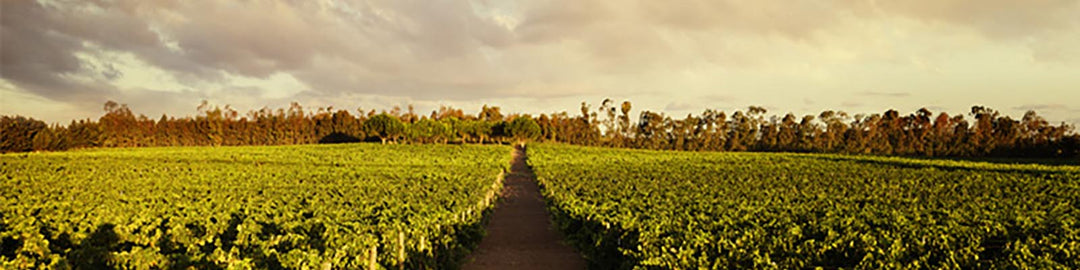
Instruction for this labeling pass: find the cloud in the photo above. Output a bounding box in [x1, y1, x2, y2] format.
[860, 91, 911, 98]
[1013, 104, 1071, 112]
[0, 1, 110, 101]
[2, 0, 514, 98]
[664, 102, 696, 112]
[863, 1, 1080, 39]
[702, 94, 738, 103]
[841, 101, 865, 108]
[1, 0, 1078, 126]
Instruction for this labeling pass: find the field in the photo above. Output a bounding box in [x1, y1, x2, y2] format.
[0, 144, 511, 269]
[5, 142, 1079, 269]
[528, 143, 1080, 269]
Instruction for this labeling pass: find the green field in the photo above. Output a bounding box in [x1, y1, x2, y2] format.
[528, 143, 1080, 269]
[5, 142, 1079, 269]
[1, 144, 510, 269]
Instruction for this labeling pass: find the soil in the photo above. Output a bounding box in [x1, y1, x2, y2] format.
[462, 146, 587, 270]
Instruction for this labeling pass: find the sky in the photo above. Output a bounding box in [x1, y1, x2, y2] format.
[2, 0, 1079, 126]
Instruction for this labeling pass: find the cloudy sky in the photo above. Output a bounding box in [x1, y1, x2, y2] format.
[2, 0, 1079, 125]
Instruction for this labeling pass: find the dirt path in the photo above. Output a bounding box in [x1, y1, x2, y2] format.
[462, 146, 586, 270]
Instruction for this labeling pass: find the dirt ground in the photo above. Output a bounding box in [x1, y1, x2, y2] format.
[462, 146, 587, 270]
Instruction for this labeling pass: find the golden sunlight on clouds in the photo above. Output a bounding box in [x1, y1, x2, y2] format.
[2, 0, 1078, 125]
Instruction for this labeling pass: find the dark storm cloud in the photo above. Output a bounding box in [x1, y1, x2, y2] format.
[1, 0, 521, 104]
[1, 1, 111, 100]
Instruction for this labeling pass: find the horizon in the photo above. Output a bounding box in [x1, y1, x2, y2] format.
[14, 99, 1080, 132]
[3, 1, 1079, 126]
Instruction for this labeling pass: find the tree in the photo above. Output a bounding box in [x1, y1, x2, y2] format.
[726, 111, 749, 151]
[479, 105, 504, 122]
[32, 125, 66, 151]
[817, 110, 848, 152]
[908, 108, 933, 155]
[699, 109, 727, 151]
[431, 106, 466, 120]
[599, 99, 618, 140]
[620, 101, 633, 138]
[468, 121, 494, 144]
[505, 116, 542, 142]
[970, 106, 999, 155]
[67, 119, 101, 149]
[408, 118, 452, 143]
[1, 116, 48, 152]
[796, 115, 817, 151]
[777, 113, 798, 151]
[4, 99, 1078, 158]
[445, 117, 475, 143]
[363, 113, 405, 144]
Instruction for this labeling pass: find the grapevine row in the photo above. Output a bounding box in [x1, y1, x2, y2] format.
[529, 143, 1080, 269]
[0, 143, 511, 269]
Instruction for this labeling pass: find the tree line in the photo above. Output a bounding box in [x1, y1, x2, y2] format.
[2, 99, 1078, 158]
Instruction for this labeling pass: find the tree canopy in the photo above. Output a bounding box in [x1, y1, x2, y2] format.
[506, 116, 541, 142]
[363, 113, 405, 144]
[2, 100, 1077, 159]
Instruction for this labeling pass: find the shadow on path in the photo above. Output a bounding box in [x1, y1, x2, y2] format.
[462, 146, 586, 270]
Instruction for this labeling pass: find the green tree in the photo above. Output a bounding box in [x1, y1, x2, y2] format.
[506, 116, 541, 142]
[364, 113, 405, 144]
[479, 105, 504, 122]
[464, 120, 494, 144]
[408, 118, 452, 143]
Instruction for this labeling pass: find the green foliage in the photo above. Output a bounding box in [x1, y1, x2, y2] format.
[529, 143, 1080, 269]
[462, 121, 494, 144]
[506, 116, 541, 141]
[407, 118, 453, 143]
[0, 144, 511, 269]
[363, 113, 405, 143]
[4, 101, 1078, 158]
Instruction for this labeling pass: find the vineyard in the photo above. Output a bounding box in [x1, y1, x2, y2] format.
[0, 143, 510, 269]
[528, 143, 1080, 269]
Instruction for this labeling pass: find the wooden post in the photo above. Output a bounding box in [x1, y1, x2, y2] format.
[398, 231, 406, 270]
[369, 245, 378, 270]
[419, 235, 426, 253]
